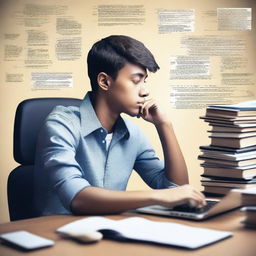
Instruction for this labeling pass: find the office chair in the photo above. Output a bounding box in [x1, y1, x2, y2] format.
[7, 97, 82, 221]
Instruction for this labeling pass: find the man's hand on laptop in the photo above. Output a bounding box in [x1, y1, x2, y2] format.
[152, 184, 207, 209]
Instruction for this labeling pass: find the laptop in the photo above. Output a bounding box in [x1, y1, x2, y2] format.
[136, 189, 242, 220]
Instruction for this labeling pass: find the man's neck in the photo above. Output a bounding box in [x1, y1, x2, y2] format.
[91, 92, 119, 133]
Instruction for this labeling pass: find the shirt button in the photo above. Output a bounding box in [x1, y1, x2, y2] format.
[100, 129, 104, 133]
[102, 140, 105, 144]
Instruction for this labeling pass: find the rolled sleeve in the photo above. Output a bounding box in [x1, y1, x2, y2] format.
[56, 169, 91, 210]
[161, 175, 178, 188]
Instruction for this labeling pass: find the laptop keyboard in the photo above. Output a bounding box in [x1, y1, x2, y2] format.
[172, 200, 218, 214]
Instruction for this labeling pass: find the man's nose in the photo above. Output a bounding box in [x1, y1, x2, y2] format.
[139, 84, 149, 98]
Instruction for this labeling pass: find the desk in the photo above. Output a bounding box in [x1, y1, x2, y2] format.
[0, 210, 255, 256]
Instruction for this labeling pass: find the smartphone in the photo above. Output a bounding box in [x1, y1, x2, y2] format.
[0, 230, 54, 250]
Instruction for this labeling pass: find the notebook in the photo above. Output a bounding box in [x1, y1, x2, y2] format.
[56, 216, 232, 249]
[136, 189, 242, 220]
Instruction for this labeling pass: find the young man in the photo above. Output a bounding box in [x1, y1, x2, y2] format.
[34, 35, 205, 216]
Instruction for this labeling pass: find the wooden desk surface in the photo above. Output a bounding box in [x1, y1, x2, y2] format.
[0, 210, 255, 256]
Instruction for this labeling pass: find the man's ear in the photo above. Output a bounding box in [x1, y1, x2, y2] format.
[97, 72, 110, 91]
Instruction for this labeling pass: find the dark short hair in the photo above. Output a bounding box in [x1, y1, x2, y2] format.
[87, 35, 159, 91]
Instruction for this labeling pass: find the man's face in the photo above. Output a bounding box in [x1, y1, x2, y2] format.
[106, 63, 149, 117]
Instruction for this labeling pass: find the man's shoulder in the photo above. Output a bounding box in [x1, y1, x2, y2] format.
[39, 105, 82, 145]
[122, 118, 144, 137]
[46, 105, 81, 125]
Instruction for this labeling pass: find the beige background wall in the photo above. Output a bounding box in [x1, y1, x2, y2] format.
[1, 0, 255, 223]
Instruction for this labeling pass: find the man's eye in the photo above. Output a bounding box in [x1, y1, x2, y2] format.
[132, 79, 140, 84]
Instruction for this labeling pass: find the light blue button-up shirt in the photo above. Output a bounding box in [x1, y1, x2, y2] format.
[34, 92, 176, 216]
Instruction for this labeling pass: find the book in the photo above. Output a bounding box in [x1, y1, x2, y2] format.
[201, 116, 256, 125]
[201, 165, 256, 179]
[235, 188, 256, 206]
[199, 151, 256, 161]
[205, 113, 256, 120]
[200, 145, 256, 153]
[241, 206, 256, 213]
[201, 181, 256, 189]
[208, 126, 256, 133]
[242, 223, 256, 228]
[198, 156, 256, 167]
[208, 122, 256, 128]
[207, 100, 256, 111]
[56, 216, 232, 249]
[201, 176, 256, 183]
[210, 136, 256, 148]
[241, 206, 256, 228]
[207, 131, 256, 139]
[206, 108, 256, 118]
[203, 186, 232, 195]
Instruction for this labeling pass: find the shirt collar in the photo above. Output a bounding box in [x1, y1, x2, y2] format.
[80, 91, 130, 140]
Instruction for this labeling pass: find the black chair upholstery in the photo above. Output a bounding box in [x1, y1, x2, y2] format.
[7, 97, 82, 221]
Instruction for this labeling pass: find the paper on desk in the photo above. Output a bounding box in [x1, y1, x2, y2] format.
[57, 216, 232, 249]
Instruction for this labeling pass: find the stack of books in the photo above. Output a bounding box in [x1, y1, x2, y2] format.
[240, 188, 256, 228]
[198, 100, 256, 196]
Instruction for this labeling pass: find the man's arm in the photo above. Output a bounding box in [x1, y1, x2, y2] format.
[71, 184, 205, 215]
[140, 99, 189, 185]
[155, 122, 188, 185]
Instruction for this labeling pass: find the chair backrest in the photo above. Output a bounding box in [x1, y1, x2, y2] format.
[8, 98, 82, 221]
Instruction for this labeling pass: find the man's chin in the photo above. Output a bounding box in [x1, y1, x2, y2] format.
[123, 111, 139, 118]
